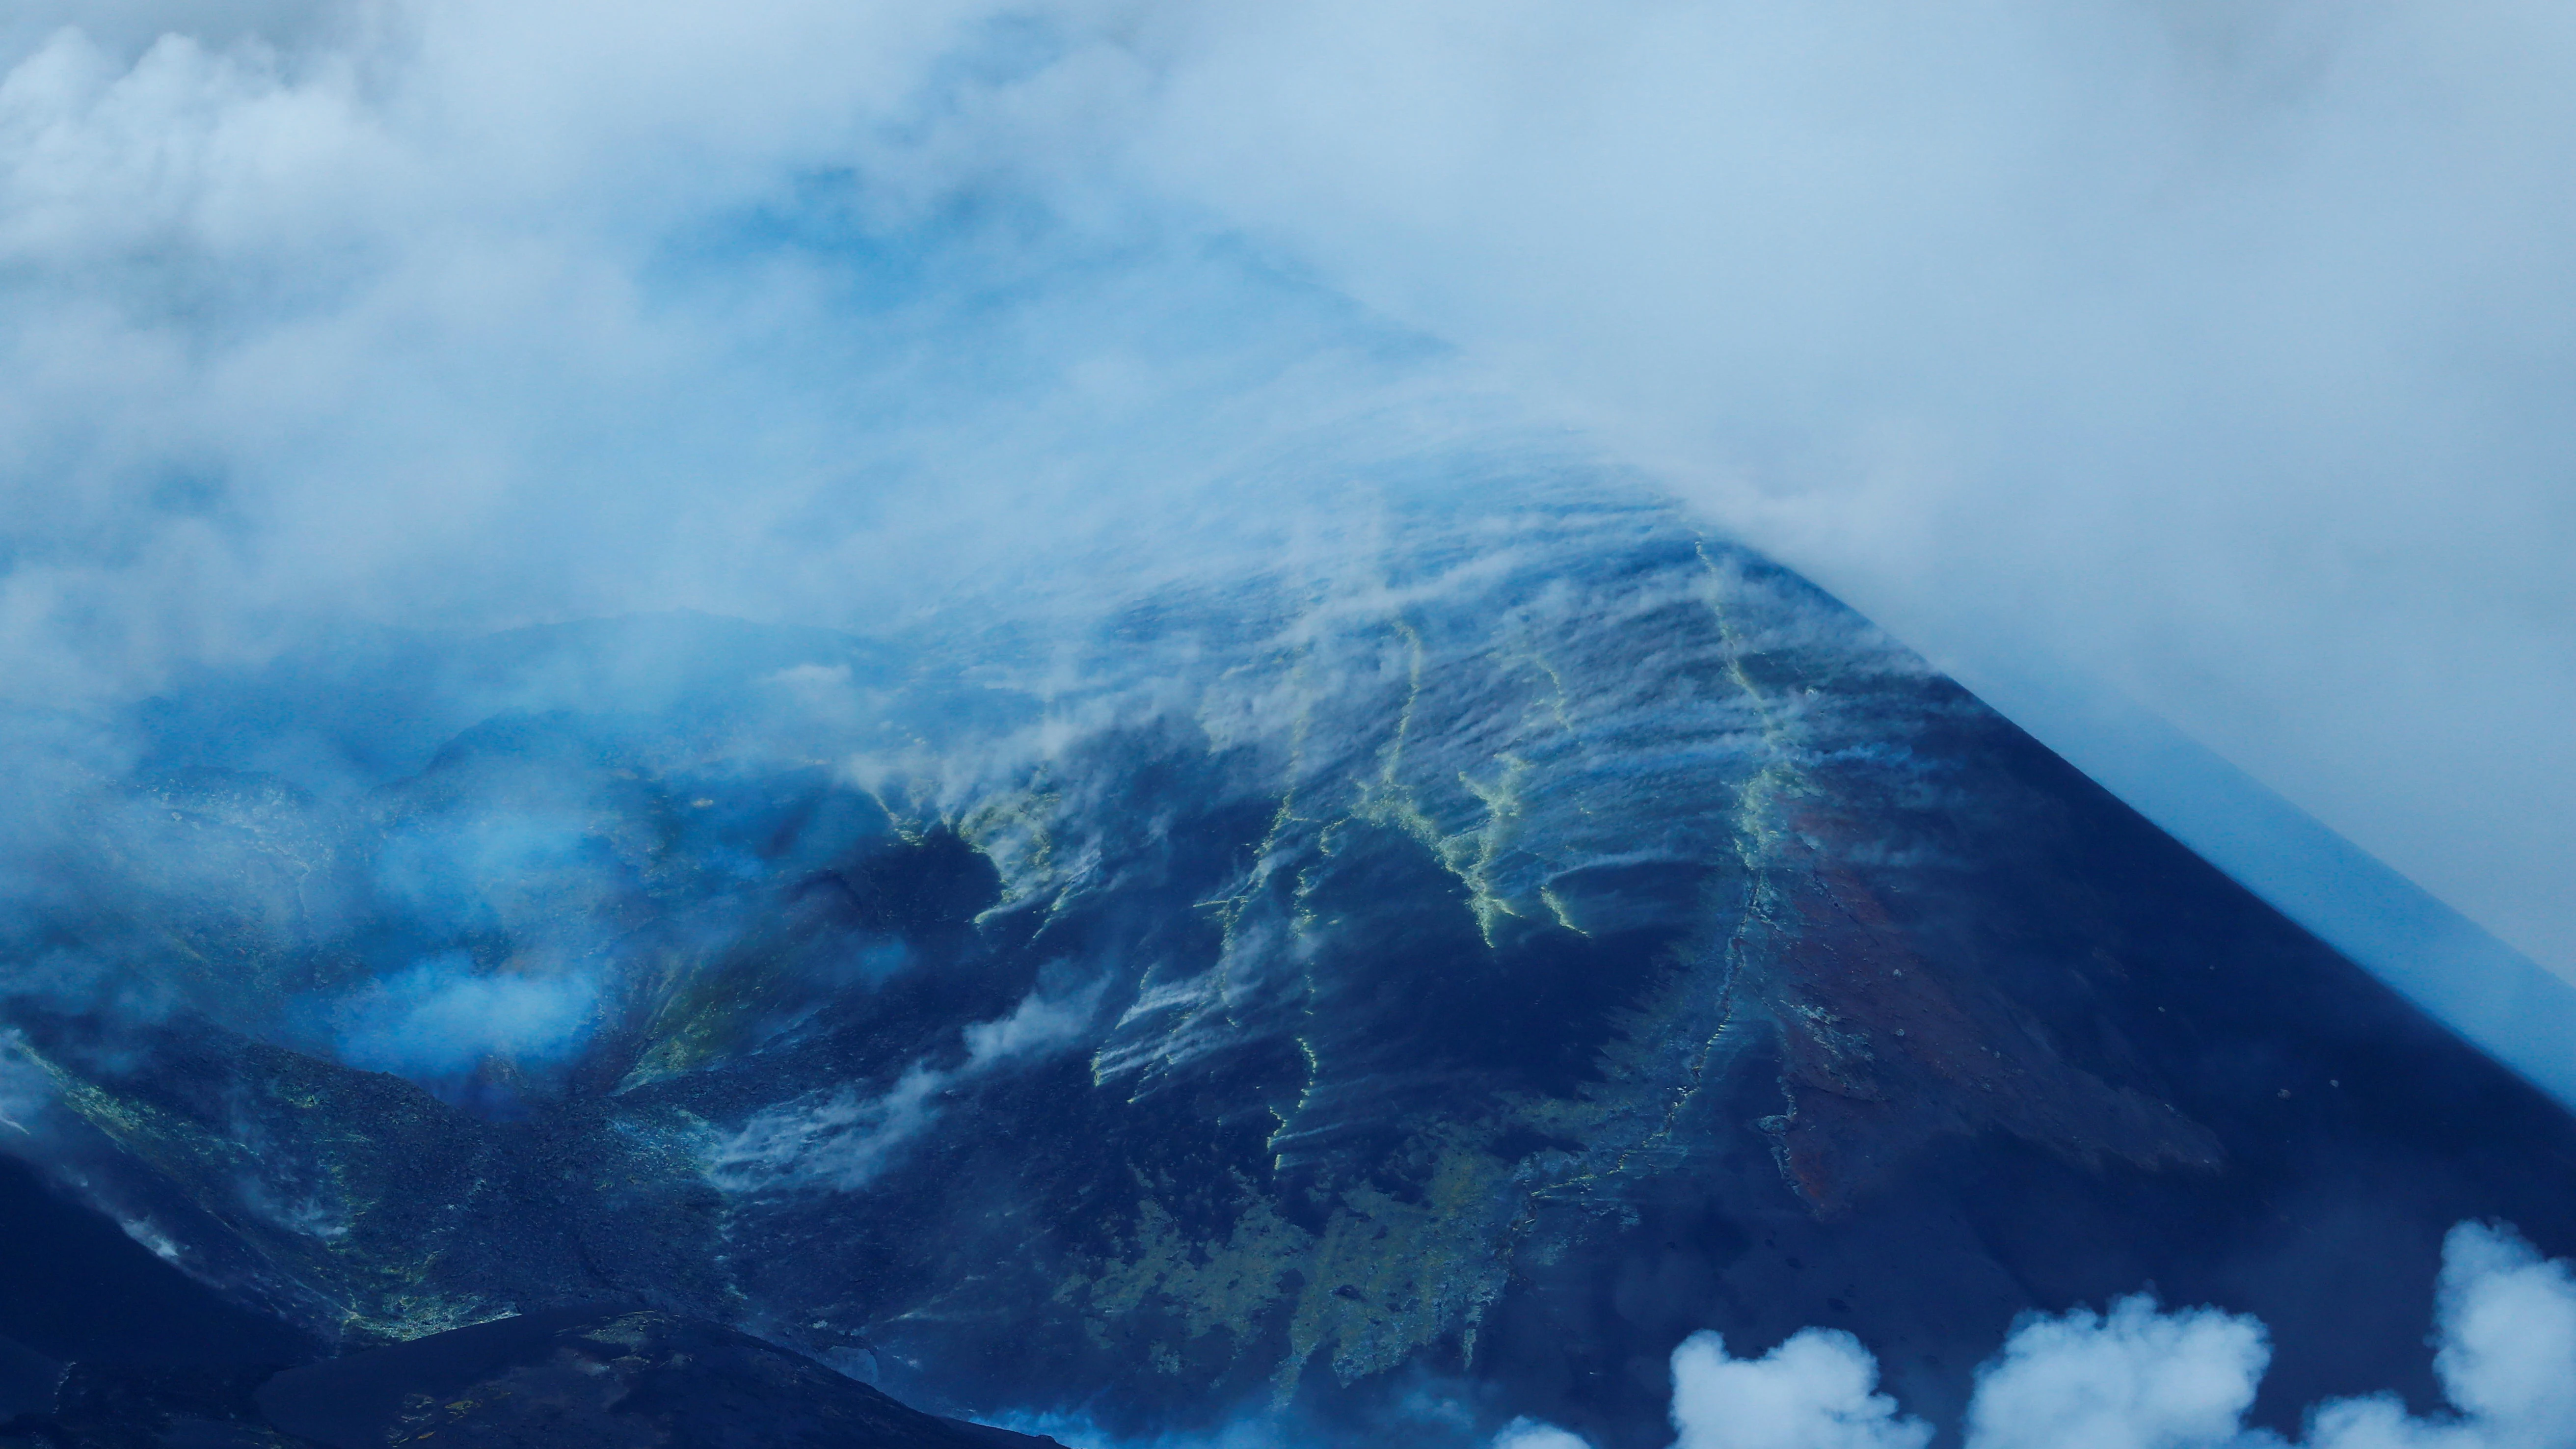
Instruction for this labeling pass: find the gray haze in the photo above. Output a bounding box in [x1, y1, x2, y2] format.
[1, 0, 2571, 997]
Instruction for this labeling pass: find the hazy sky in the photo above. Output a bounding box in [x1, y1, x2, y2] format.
[2, 0, 2571, 988]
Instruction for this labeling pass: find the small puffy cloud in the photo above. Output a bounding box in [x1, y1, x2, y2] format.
[1489, 1419, 1593, 1449]
[1963, 1296, 2267, 1449]
[1669, 1328, 1931, 1449]
[1640, 1221, 2576, 1449]
[711, 1062, 945, 1195]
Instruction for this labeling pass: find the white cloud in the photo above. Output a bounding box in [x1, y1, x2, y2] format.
[5, 0, 2572, 1075]
[1670, 1329, 1932, 1449]
[2298, 1222, 2576, 1449]
[1490, 1420, 1593, 1449]
[1963, 1297, 2267, 1449]
[962, 985, 1097, 1067]
[0, 0, 1277, 704]
[1495, 1222, 2576, 1449]
[3, 0, 2571, 994]
[1103, 0, 2576, 980]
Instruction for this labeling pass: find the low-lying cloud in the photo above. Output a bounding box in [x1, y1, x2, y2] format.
[1501, 1221, 2576, 1449]
[1117, 0, 2576, 980]
[333, 953, 598, 1082]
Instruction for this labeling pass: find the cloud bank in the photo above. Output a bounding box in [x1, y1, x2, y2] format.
[4, 12, 2572, 1442]
[0, 0, 1462, 710]
[1499, 1221, 2576, 1449]
[334, 953, 598, 1081]
[2, 0, 2569, 991]
[1114, 0, 2576, 978]
[709, 983, 1099, 1194]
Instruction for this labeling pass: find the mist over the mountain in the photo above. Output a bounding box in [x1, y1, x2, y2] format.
[2, 4, 2574, 1449]
[7, 0, 2571, 978]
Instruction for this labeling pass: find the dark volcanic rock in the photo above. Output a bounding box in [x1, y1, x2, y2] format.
[0, 1311, 1060, 1449]
[5, 496, 2576, 1445]
[1, 1364, 301, 1448]
[0, 1155, 317, 1378]
[254, 1308, 1060, 1449]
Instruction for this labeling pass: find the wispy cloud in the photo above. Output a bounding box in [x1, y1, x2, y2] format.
[708, 981, 1100, 1194]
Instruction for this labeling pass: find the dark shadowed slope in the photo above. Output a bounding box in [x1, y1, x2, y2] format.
[1947, 643, 2576, 1107]
[0, 496, 2571, 1446]
[0, 1306, 1062, 1448]
[0, 1154, 318, 1414]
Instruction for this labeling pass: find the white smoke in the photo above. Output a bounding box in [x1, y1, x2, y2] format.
[1502, 1222, 2576, 1449]
[334, 952, 599, 1080]
[0, 1, 1433, 708]
[708, 983, 1099, 1193]
[2300, 1222, 2576, 1449]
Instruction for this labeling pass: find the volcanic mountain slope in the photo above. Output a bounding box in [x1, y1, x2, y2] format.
[2, 496, 2572, 1446]
[0, 1306, 1066, 1448]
